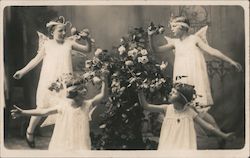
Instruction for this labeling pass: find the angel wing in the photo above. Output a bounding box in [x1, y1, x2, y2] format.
[194, 25, 208, 44]
[36, 31, 49, 54]
[164, 36, 175, 45]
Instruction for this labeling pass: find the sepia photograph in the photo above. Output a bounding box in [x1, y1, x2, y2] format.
[1, 0, 249, 157]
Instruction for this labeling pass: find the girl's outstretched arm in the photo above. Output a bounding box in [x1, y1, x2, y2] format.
[13, 52, 45, 79]
[72, 29, 93, 53]
[194, 114, 235, 141]
[138, 91, 167, 113]
[11, 105, 58, 118]
[72, 37, 92, 53]
[196, 36, 242, 71]
[87, 70, 109, 106]
[148, 29, 174, 54]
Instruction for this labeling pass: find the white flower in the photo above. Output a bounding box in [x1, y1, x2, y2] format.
[158, 27, 165, 34]
[120, 38, 125, 44]
[92, 57, 101, 64]
[118, 45, 126, 55]
[160, 78, 166, 83]
[141, 83, 149, 89]
[111, 79, 120, 87]
[82, 72, 92, 80]
[79, 28, 90, 37]
[140, 49, 148, 56]
[70, 27, 77, 35]
[160, 61, 168, 70]
[129, 77, 136, 84]
[138, 56, 149, 64]
[120, 87, 126, 92]
[85, 60, 92, 69]
[112, 72, 119, 78]
[155, 82, 161, 90]
[92, 76, 101, 84]
[94, 48, 103, 57]
[125, 60, 134, 66]
[99, 124, 106, 129]
[128, 48, 138, 60]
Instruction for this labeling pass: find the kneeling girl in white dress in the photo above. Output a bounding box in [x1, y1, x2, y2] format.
[11, 71, 109, 150]
[138, 83, 234, 150]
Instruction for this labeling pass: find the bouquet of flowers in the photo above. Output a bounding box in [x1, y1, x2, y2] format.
[48, 73, 89, 96]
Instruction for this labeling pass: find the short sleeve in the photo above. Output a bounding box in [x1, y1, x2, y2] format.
[160, 104, 168, 113]
[52, 104, 60, 114]
[37, 40, 46, 55]
[54, 99, 66, 114]
[164, 36, 176, 45]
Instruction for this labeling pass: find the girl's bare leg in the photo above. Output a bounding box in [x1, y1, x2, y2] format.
[198, 112, 226, 148]
[199, 112, 220, 130]
[26, 116, 42, 141]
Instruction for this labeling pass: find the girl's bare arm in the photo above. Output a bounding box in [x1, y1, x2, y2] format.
[138, 91, 167, 113]
[13, 52, 45, 79]
[148, 34, 175, 53]
[196, 36, 242, 71]
[194, 115, 234, 140]
[11, 105, 58, 118]
[86, 70, 109, 106]
[72, 37, 92, 53]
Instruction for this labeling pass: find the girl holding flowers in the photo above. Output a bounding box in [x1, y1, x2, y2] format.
[13, 16, 93, 148]
[11, 70, 109, 150]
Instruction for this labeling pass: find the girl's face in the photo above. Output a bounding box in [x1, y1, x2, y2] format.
[51, 24, 66, 43]
[168, 88, 181, 103]
[170, 24, 183, 37]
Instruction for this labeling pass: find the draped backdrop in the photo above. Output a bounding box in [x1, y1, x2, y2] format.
[3, 5, 245, 148]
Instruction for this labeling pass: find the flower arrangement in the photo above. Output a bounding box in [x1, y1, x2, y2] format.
[112, 26, 172, 99]
[48, 73, 89, 96]
[83, 24, 172, 149]
[70, 27, 95, 43]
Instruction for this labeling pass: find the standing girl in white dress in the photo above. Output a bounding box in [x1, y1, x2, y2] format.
[148, 16, 242, 132]
[13, 16, 93, 148]
[138, 83, 234, 150]
[11, 70, 109, 150]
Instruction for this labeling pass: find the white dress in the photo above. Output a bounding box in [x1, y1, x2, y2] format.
[172, 35, 213, 112]
[158, 104, 198, 150]
[49, 99, 91, 150]
[36, 39, 73, 109]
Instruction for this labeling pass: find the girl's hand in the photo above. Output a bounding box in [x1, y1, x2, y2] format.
[11, 105, 24, 119]
[100, 69, 110, 80]
[224, 132, 236, 141]
[231, 61, 242, 72]
[79, 29, 90, 38]
[147, 28, 157, 36]
[13, 70, 25, 79]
